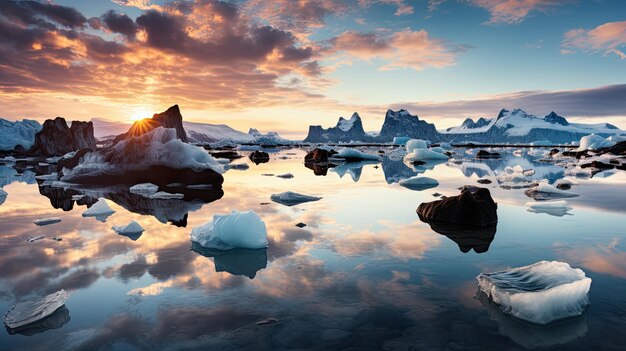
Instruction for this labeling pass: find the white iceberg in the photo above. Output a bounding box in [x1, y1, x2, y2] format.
[190, 210, 268, 250]
[0, 118, 41, 151]
[526, 200, 573, 216]
[82, 198, 115, 221]
[129, 183, 159, 197]
[335, 148, 381, 161]
[404, 139, 449, 162]
[477, 261, 591, 324]
[112, 220, 144, 237]
[3, 290, 68, 329]
[398, 176, 439, 191]
[525, 182, 579, 200]
[33, 217, 62, 226]
[577, 134, 615, 151]
[270, 191, 322, 206]
[149, 191, 184, 199]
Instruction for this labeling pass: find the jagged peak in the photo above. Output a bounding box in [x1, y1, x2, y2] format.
[496, 109, 509, 119]
[385, 108, 416, 120]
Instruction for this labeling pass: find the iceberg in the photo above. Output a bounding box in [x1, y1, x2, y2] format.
[270, 191, 322, 206]
[82, 198, 115, 221]
[33, 217, 62, 226]
[524, 183, 579, 201]
[112, 220, 144, 239]
[477, 261, 591, 324]
[3, 290, 68, 329]
[404, 139, 449, 162]
[335, 148, 381, 161]
[577, 134, 615, 151]
[393, 136, 411, 145]
[526, 200, 573, 216]
[398, 176, 439, 191]
[149, 191, 184, 200]
[129, 183, 159, 197]
[190, 210, 268, 250]
[0, 118, 42, 151]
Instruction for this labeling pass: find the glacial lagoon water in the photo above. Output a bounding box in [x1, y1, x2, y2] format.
[1, 147, 625, 350]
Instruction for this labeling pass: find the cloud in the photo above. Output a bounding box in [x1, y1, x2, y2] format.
[100, 10, 139, 39]
[359, 0, 414, 16]
[468, 0, 572, 24]
[328, 29, 464, 71]
[562, 21, 626, 59]
[393, 84, 626, 120]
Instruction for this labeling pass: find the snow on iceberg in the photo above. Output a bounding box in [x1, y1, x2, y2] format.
[0, 118, 42, 151]
[524, 182, 579, 201]
[190, 210, 268, 250]
[129, 183, 159, 197]
[477, 261, 591, 324]
[3, 290, 68, 329]
[335, 148, 381, 161]
[270, 191, 322, 206]
[62, 127, 224, 183]
[398, 176, 439, 191]
[82, 198, 115, 221]
[33, 217, 62, 226]
[112, 220, 144, 239]
[404, 139, 449, 162]
[577, 134, 615, 151]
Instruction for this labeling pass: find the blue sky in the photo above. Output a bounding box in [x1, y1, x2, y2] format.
[1, 0, 625, 136]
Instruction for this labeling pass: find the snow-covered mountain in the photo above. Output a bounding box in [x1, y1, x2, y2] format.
[441, 109, 624, 144]
[0, 118, 42, 150]
[91, 118, 132, 140]
[304, 112, 371, 143]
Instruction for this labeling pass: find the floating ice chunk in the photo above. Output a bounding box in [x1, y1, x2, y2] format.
[216, 158, 231, 164]
[71, 194, 85, 201]
[477, 261, 591, 324]
[393, 136, 410, 145]
[149, 191, 184, 199]
[577, 134, 615, 151]
[112, 220, 144, 238]
[51, 181, 71, 190]
[524, 183, 579, 200]
[35, 173, 58, 180]
[82, 198, 115, 222]
[335, 148, 381, 161]
[129, 183, 159, 197]
[27, 236, 45, 243]
[190, 210, 268, 250]
[225, 163, 249, 171]
[439, 142, 452, 149]
[38, 162, 49, 167]
[275, 173, 294, 179]
[33, 217, 62, 226]
[270, 191, 322, 206]
[3, 290, 69, 329]
[398, 176, 439, 191]
[406, 139, 428, 153]
[526, 200, 573, 216]
[404, 139, 449, 162]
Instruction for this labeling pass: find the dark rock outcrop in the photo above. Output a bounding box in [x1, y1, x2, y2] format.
[476, 150, 501, 159]
[303, 113, 371, 143]
[597, 141, 626, 156]
[29, 118, 96, 156]
[377, 109, 440, 142]
[56, 149, 90, 172]
[580, 161, 615, 170]
[113, 105, 188, 143]
[544, 111, 569, 126]
[305, 148, 331, 163]
[249, 150, 270, 164]
[417, 186, 498, 227]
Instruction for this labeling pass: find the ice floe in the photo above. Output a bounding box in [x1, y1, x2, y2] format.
[477, 261, 591, 324]
[3, 290, 69, 329]
[190, 210, 268, 250]
[82, 198, 115, 221]
[129, 183, 159, 197]
[149, 191, 184, 200]
[577, 134, 615, 151]
[404, 139, 449, 162]
[33, 217, 62, 226]
[335, 148, 381, 161]
[270, 191, 322, 206]
[524, 182, 579, 201]
[398, 176, 439, 191]
[526, 200, 573, 216]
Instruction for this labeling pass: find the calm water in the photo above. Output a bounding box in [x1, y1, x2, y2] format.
[1, 147, 625, 350]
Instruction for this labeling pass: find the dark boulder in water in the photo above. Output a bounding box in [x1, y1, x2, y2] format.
[417, 186, 498, 227]
[580, 161, 615, 170]
[476, 150, 501, 159]
[249, 150, 270, 164]
[304, 148, 331, 164]
[597, 141, 626, 156]
[29, 118, 96, 156]
[477, 178, 492, 184]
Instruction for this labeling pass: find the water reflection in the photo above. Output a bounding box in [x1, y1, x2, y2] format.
[477, 291, 588, 349]
[191, 243, 267, 279]
[330, 160, 378, 182]
[420, 220, 497, 253]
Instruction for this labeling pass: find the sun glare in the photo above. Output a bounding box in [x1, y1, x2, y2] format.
[130, 108, 151, 122]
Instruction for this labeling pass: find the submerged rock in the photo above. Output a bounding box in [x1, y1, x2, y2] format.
[417, 186, 498, 227]
[477, 261, 591, 324]
[304, 148, 332, 164]
[3, 290, 69, 329]
[270, 191, 321, 206]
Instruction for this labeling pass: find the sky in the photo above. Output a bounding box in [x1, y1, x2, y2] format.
[0, 0, 625, 138]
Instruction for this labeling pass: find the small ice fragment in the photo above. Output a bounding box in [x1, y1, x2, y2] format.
[335, 148, 381, 161]
[35, 173, 58, 180]
[71, 194, 85, 201]
[477, 261, 591, 324]
[112, 220, 144, 237]
[27, 236, 46, 243]
[33, 217, 62, 226]
[275, 173, 294, 179]
[82, 198, 115, 222]
[129, 183, 159, 197]
[270, 191, 321, 206]
[38, 162, 49, 167]
[186, 184, 213, 189]
[526, 200, 573, 216]
[149, 191, 184, 199]
[524, 183, 579, 200]
[190, 210, 268, 250]
[3, 290, 69, 329]
[398, 176, 439, 191]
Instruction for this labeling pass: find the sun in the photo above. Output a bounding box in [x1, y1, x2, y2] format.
[130, 108, 151, 122]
